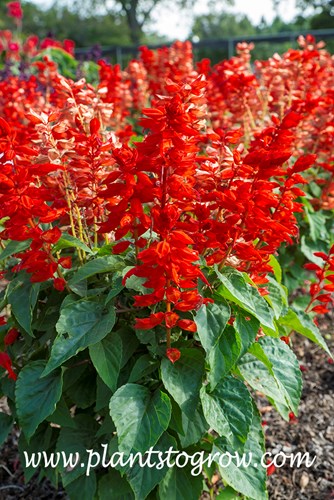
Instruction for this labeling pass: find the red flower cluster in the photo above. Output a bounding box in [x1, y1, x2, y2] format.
[305, 245, 334, 314]
[6, 1, 22, 20]
[0, 34, 333, 363]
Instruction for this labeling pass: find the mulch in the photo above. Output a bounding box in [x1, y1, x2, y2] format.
[0, 315, 333, 499]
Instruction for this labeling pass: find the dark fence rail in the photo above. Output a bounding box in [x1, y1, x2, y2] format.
[74, 28, 334, 66]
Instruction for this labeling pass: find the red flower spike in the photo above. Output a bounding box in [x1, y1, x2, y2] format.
[0, 352, 17, 381]
[166, 348, 181, 364]
[4, 328, 20, 346]
[280, 336, 290, 345]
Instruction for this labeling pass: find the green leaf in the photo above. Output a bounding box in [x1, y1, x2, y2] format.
[216, 486, 240, 499]
[268, 255, 282, 283]
[46, 397, 76, 428]
[201, 376, 253, 448]
[239, 337, 302, 418]
[195, 302, 231, 353]
[0, 239, 31, 260]
[89, 333, 123, 392]
[279, 308, 331, 355]
[53, 233, 94, 254]
[264, 276, 288, 320]
[234, 312, 259, 357]
[0, 412, 13, 445]
[65, 367, 97, 409]
[125, 433, 177, 500]
[128, 354, 159, 383]
[105, 276, 124, 304]
[65, 473, 97, 500]
[161, 348, 205, 418]
[98, 470, 134, 500]
[69, 255, 122, 285]
[301, 236, 329, 265]
[43, 297, 116, 375]
[213, 406, 267, 500]
[6, 273, 40, 336]
[207, 326, 241, 389]
[16, 361, 63, 439]
[178, 407, 209, 448]
[109, 384, 171, 454]
[215, 267, 275, 330]
[158, 465, 203, 500]
[305, 207, 330, 242]
[57, 414, 99, 486]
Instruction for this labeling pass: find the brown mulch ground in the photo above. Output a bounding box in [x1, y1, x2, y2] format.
[0, 318, 333, 499]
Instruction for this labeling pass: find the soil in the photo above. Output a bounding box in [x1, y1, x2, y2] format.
[0, 316, 333, 500]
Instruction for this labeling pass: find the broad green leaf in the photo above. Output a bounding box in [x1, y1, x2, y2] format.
[237, 353, 289, 419]
[105, 276, 124, 304]
[216, 486, 240, 499]
[234, 313, 259, 357]
[213, 407, 267, 500]
[305, 207, 330, 242]
[161, 348, 205, 418]
[207, 326, 241, 389]
[239, 337, 302, 418]
[95, 376, 112, 412]
[16, 361, 63, 439]
[268, 254, 282, 283]
[43, 297, 116, 375]
[215, 267, 275, 330]
[201, 376, 253, 448]
[125, 433, 177, 500]
[279, 308, 331, 355]
[18, 424, 55, 482]
[89, 333, 123, 392]
[69, 256, 122, 285]
[65, 473, 97, 500]
[57, 414, 99, 486]
[46, 397, 76, 429]
[0, 412, 13, 445]
[65, 367, 97, 409]
[301, 236, 329, 265]
[195, 302, 231, 353]
[264, 276, 288, 320]
[158, 465, 203, 500]
[128, 354, 159, 383]
[53, 233, 93, 254]
[159, 460, 203, 500]
[109, 384, 171, 454]
[178, 407, 208, 448]
[98, 470, 134, 500]
[0, 239, 31, 260]
[6, 273, 40, 336]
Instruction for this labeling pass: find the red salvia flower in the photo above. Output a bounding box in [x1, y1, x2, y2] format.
[4, 328, 19, 346]
[0, 351, 17, 380]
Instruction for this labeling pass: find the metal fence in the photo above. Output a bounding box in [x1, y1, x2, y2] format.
[74, 28, 334, 66]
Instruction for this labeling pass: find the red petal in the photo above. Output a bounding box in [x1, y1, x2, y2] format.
[166, 348, 181, 363]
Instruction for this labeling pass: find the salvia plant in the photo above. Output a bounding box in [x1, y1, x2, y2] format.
[0, 23, 333, 500]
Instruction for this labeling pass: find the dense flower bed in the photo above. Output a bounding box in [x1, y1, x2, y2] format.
[0, 27, 333, 500]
